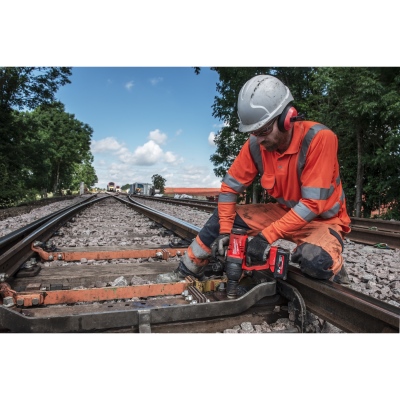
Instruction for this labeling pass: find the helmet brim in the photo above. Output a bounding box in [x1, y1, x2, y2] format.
[238, 114, 279, 133]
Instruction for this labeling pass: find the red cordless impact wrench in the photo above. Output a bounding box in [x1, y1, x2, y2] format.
[225, 228, 289, 298]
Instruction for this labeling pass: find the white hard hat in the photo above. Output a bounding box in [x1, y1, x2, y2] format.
[237, 75, 294, 133]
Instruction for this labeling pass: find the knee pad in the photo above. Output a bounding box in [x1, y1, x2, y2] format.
[291, 243, 334, 280]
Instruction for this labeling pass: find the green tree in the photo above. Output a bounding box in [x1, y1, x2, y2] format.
[0, 67, 72, 205]
[0, 67, 71, 111]
[307, 67, 400, 218]
[70, 155, 98, 191]
[30, 102, 94, 194]
[197, 67, 400, 218]
[151, 174, 166, 193]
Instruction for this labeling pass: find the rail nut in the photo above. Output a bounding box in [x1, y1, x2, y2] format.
[155, 252, 163, 259]
[171, 238, 180, 246]
[3, 296, 15, 307]
[32, 298, 39, 306]
[23, 261, 33, 269]
[16, 298, 24, 306]
[57, 254, 63, 260]
[48, 255, 54, 261]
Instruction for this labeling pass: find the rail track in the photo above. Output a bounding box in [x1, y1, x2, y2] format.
[0, 193, 399, 333]
[136, 194, 400, 249]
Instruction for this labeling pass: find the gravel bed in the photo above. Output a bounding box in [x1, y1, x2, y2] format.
[0, 196, 89, 237]
[1, 195, 399, 333]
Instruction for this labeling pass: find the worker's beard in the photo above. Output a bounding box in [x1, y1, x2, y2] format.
[262, 142, 279, 152]
[260, 131, 290, 153]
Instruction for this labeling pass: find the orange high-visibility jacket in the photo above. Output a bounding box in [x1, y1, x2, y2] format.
[218, 121, 351, 243]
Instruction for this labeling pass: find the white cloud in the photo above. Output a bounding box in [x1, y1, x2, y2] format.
[91, 137, 124, 153]
[91, 131, 222, 189]
[208, 132, 216, 146]
[125, 80, 134, 90]
[164, 151, 182, 164]
[122, 140, 164, 165]
[148, 129, 167, 145]
[150, 77, 163, 85]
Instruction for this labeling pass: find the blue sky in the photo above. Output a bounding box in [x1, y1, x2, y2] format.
[56, 67, 224, 190]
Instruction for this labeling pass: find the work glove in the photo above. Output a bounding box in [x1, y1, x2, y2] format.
[246, 234, 271, 266]
[211, 234, 230, 259]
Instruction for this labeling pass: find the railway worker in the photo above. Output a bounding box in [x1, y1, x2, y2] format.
[157, 74, 352, 287]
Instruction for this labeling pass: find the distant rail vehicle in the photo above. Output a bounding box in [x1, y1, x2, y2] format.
[130, 182, 153, 196]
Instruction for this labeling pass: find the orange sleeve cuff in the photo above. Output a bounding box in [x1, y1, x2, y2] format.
[218, 202, 237, 234]
[262, 209, 308, 243]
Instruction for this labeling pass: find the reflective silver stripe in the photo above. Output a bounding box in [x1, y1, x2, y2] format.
[293, 201, 317, 222]
[277, 197, 297, 208]
[320, 202, 340, 218]
[190, 238, 210, 259]
[249, 135, 264, 175]
[297, 124, 327, 184]
[295, 124, 344, 221]
[183, 238, 211, 274]
[301, 185, 334, 200]
[222, 173, 248, 193]
[218, 192, 237, 203]
[182, 252, 206, 275]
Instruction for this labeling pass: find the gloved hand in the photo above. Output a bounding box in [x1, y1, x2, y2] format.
[211, 234, 230, 258]
[246, 234, 271, 266]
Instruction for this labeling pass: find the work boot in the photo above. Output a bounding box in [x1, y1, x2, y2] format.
[332, 264, 351, 285]
[155, 260, 205, 283]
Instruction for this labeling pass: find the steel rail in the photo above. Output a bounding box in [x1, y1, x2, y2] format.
[285, 266, 400, 333]
[1, 195, 399, 333]
[347, 227, 400, 249]
[121, 196, 200, 241]
[0, 195, 97, 253]
[137, 197, 400, 248]
[350, 217, 400, 233]
[119, 196, 400, 332]
[0, 197, 106, 277]
[130, 195, 216, 213]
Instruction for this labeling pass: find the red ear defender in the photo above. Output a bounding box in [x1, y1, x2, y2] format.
[278, 104, 298, 132]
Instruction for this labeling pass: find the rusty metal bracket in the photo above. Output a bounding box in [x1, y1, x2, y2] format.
[12, 281, 192, 307]
[31, 242, 188, 262]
